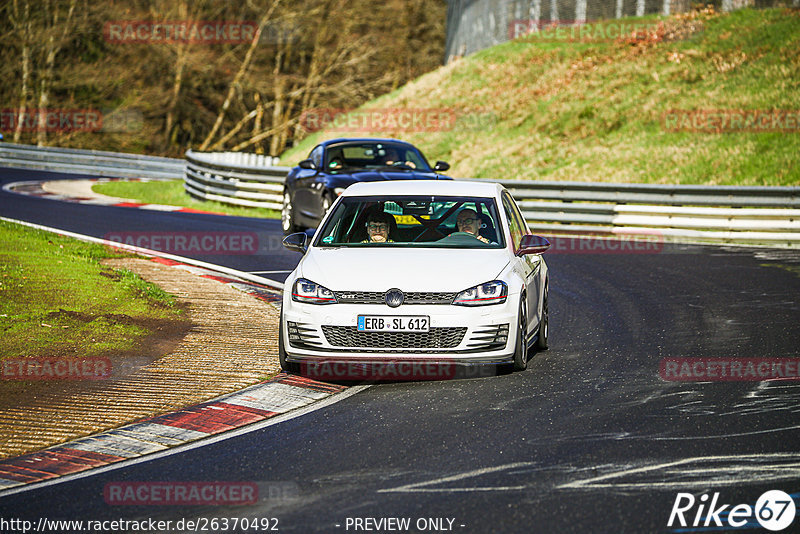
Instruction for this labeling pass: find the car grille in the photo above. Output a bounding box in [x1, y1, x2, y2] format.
[333, 291, 456, 305]
[322, 326, 466, 349]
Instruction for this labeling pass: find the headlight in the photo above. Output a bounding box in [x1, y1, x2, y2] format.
[292, 278, 337, 304]
[453, 281, 508, 306]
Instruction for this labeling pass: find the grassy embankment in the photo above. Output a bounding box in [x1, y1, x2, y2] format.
[280, 7, 800, 186]
[92, 179, 280, 219]
[0, 220, 184, 363]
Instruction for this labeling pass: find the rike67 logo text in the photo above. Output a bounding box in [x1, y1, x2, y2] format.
[668, 490, 796, 531]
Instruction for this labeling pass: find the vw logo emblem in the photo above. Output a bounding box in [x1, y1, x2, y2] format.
[384, 289, 404, 308]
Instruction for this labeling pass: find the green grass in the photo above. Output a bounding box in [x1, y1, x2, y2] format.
[0, 220, 184, 361]
[763, 263, 800, 279]
[93, 179, 280, 219]
[279, 7, 800, 185]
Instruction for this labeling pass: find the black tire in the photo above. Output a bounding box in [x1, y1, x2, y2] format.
[281, 190, 299, 235]
[536, 283, 549, 351]
[278, 314, 299, 374]
[320, 192, 333, 220]
[513, 297, 528, 371]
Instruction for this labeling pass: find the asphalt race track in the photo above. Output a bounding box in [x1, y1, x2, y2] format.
[2, 168, 800, 533]
[0, 168, 299, 285]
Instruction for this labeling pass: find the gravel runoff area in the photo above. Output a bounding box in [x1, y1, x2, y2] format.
[41, 179, 131, 203]
[0, 258, 281, 459]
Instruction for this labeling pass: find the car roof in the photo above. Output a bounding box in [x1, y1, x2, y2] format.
[320, 137, 411, 148]
[342, 180, 504, 197]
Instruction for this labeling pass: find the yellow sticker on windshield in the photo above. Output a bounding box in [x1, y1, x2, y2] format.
[393, 215, 429, 225]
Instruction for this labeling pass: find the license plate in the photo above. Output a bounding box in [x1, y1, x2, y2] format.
[357, 315, 429, 332]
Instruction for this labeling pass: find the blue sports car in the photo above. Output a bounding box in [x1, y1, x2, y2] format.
[281, 138, 450, 234]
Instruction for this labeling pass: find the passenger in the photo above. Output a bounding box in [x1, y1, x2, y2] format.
[455, 208, 490, 244]
[362, 211, 394, 243]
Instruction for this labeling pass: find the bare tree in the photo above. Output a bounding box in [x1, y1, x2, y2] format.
[0, 0, 446, 154]
[9, 0, 33, 143]
[199, 0, 282, 151]
[162, 2, 192, 150]
[36, 0, 77, 146]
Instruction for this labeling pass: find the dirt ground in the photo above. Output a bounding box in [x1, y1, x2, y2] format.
[0, 258, 281, 459]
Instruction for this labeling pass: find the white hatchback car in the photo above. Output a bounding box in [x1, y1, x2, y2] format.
[280, 180, 550, 377]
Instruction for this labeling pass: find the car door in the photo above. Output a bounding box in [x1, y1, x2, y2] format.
[293, 145, 325, 222]
[502, 191, 542, 337]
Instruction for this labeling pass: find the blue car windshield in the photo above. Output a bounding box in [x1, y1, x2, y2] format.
[314, 195, 505, 248]
[323, 143, 431, 173]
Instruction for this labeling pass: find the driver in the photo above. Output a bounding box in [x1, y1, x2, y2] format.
[362, 211, 394, 243]
[381, 147, 400, 165]
[381, 147, 415, 169]
[456, 208, 490, 244]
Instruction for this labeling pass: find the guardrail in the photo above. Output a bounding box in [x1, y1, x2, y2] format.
[184, 150, 289, 210]
[505, 181, 800, 245]
[0, 142, 183, 180]
[183, 151, 798, 245]
[2, 143, 796, 246]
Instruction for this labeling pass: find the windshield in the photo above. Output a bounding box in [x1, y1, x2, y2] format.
[314, 195, 505, 248]
[323, 142, 431, 173]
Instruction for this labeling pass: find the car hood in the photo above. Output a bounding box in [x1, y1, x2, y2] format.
[298, 247, 511, 293]
[331, 170, 446, 183]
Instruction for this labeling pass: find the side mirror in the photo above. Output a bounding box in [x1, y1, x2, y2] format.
[517, 234, 550, 256]
[283, 232, 309, 254]
[298, 159, 316, 170]
[433, 161, 450, 172]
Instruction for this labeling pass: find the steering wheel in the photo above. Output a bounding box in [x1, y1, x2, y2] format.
[412, 227, 445, 242]
[449, 231, 482, 240]
[389, 162, 415, 170]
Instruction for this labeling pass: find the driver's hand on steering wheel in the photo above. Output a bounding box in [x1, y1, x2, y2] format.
[386, 160, 415, 169]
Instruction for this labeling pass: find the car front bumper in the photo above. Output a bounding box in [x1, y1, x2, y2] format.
[281, 300, 520, 366]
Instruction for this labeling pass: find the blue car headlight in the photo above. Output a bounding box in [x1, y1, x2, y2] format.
[292, 278, 337, 304]
[453, 281, 508, 306]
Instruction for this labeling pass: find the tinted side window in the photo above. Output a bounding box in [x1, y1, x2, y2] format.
[502, 194, 523, 251]
[309, 145, 323, 168]
[400, 148, 427, 170]
[504, 191, 530, 235]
